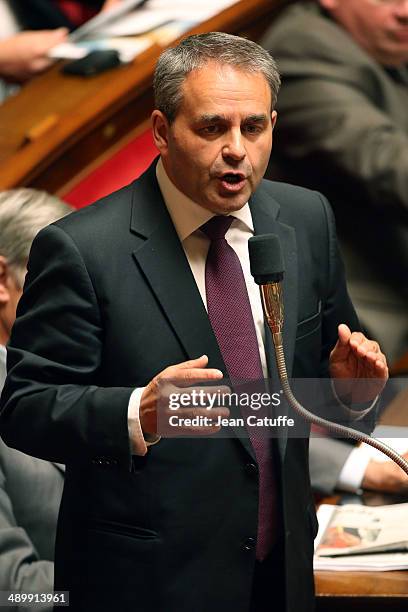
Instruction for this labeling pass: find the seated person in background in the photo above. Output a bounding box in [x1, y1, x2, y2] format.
[310, 435, 408, 497]
[0, 189, 71, 607]
[0, 0, 121, 98]
[260, 0, 408, 302]
[0, 29, 68, 84]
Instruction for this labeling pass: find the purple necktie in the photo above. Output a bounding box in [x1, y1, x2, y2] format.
[201, 215, 277, 561]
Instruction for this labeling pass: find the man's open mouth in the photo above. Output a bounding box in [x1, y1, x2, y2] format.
[221, 173, 245, 184]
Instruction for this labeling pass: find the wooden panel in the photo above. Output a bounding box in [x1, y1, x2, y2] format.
[315, 570, 408, 598]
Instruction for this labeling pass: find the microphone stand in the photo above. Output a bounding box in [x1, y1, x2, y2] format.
[260, 281, 408, 476]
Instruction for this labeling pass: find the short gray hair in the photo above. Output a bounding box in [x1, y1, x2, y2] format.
[154, 31, 280, 122]
[0, 189, 72, 287]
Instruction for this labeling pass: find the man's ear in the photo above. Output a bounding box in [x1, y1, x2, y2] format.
[0, 256, 10, 305]
[151, 110, 170, 156]
[271, 110, 277, 131]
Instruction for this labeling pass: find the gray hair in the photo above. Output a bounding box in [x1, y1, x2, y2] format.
[0, 189, 72, 288]
[154, 31, 280, 122]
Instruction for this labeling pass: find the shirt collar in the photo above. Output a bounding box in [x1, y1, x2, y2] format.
[156, 157, 254, 241]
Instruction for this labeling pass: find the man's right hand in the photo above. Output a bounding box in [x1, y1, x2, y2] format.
[139, 355, 230, 437]
[0, 29, 68, 82]
[362, 453, 408, 493]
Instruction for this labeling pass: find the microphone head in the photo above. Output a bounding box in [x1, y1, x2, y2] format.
[248, 234, 285, 285]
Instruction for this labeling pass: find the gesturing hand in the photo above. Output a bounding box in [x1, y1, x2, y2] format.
[139, 355, 230, 438]
[329, 324, 388, 404]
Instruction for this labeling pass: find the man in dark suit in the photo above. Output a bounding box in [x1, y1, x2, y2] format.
[0, 33, 388, 612]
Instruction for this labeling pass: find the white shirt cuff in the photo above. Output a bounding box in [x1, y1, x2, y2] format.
[331, 379, 378, 420]
[128, 387, 161, 456]
[337, 446, 371, 492]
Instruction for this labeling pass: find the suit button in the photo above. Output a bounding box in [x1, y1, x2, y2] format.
[242, 537, 256, 552]
[245, 462, 258, 476]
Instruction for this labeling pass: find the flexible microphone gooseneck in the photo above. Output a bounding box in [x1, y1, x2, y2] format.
[249, 233, 408, 476]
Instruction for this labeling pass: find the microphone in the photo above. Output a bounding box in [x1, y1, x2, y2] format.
[249, 233, 408, 475]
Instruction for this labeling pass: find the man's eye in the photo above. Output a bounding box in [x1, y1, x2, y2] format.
[243, 124, 262, 134]
[201, 125, 220, 135]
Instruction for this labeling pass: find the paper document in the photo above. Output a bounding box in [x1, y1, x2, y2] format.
[96, 9, 173, 37]
[314, 502, 408, 571]
[69, 0, 148, 42]
[93, 0, 240, 37]
[50, 37, 151, 63]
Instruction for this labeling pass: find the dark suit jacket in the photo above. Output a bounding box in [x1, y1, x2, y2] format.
[0, 161, 361, 612]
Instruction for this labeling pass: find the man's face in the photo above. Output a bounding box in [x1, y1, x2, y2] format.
[321, 0, 408, 66]
[152, 62, 277, 215]
[0, 257, 24, 345]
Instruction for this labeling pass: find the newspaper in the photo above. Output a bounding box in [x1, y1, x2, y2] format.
[314, 503, 408, 571]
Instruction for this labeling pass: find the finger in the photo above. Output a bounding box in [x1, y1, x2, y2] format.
[355, 339, 379, 354]
[178, 384, 232, 397]
[171, 407, 230, 419]
[37, 28, 69, 52]
[176, 355, 209, 369]
[337, 324, 351, 345]
[170, 355, 224, 375]
[359, 348, 388, 370]
[348, 331, 366, 350]
[168, 383, 231, 406]
[46, 27, 69, 41]
[30, 57, 53, 73]
[170, 368, 225, 386]
[364, 349, 386, 363]
[373, 357, 389, 376]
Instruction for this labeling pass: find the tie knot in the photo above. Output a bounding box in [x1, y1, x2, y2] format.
[201, 216, 234, 241]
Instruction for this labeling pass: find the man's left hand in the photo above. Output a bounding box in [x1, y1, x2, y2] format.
[329, 324, 388, 404]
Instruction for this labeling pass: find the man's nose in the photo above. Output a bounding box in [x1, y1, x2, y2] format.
[222, 130, 246, 162]
[394, 0, 408, 20]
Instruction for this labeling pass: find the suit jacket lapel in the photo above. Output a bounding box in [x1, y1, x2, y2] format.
[250, 183, 298, 460]
[130, 163, 226, 374]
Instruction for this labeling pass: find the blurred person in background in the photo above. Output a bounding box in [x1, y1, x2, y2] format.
[0, 189, 71, 610]
[0, 0, 122, 101]
[310, 433, 408, 497]
[261, 0, 408, 298]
